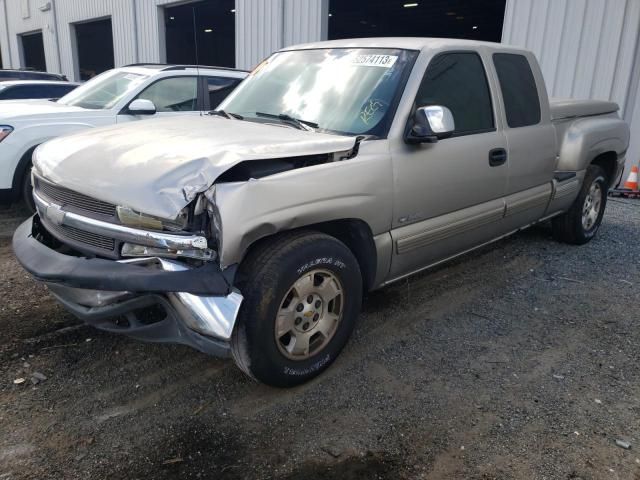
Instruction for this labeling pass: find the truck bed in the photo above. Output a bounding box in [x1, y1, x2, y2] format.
[550, 98, 619, 121]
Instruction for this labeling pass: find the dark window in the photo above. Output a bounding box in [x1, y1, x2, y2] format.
[75, 18, 115, 81]
[21, 31, 46, 72]
[0, 71, 64, 81]
[1, 85, 42, 99]
[493, 53, 541, 128]
[136, 76, 198, 112]
[0, 71, 22, 80]
[47, 84, 77, 98]
[0, 84, 76, 100]
[164, 0, 236, 68]
[415, 52, 494, 135]
[328, 0, 507, 42]
[207, 76, 240, 108]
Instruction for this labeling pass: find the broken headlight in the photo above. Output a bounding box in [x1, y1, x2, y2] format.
[116, 205, 188, 232]
[117, 204, 216, 261]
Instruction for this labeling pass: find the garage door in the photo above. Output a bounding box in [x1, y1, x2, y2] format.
[329, 0, 506, 42]
[75, 18, 115, 81]
[165, 0, 236, 68]
[20, 31, 46, 71]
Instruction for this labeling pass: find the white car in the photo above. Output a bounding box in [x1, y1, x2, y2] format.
[0, 64, 247, 209]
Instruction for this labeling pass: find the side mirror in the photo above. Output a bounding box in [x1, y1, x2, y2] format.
[405, 105, 455, 144]
[128, 98, 156, 115]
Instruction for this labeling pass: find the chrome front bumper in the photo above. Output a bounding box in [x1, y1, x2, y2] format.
[47, 257, 243, 342]
[33, 189, 209, 251]
[12, 216, 243, 356]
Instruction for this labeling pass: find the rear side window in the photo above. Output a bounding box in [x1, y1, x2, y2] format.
[207, 77, 241, 109]
[47, 84, 77, 98]
[0, 84, 75, 100]
[415, 52, 494, 135]
[0, 72, 21, 80]
[3, 85, 46, 99]
[493, 53, 541, 128]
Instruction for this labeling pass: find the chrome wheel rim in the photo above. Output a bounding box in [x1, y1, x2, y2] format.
[582, 181, 602, 231]
[275, 269, 344, 361]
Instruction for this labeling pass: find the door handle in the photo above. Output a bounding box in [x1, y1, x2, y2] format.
[489, 148, 507, 167]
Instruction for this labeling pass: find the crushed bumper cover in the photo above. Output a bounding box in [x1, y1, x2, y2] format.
[12, 216, 243, 357]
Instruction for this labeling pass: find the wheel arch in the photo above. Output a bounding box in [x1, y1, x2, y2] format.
[555, 115, 628, 181]
[11, 144, 39, 198]
[589, 150, 618, 187]
[237, 219, 378, 293]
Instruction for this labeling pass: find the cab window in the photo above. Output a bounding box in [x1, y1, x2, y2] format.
[414, 52, 495, 135]
[493, 53, 541, 128]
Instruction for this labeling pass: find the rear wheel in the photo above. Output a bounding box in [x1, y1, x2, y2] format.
[552, 164, 608, 244]
[231, 232, 362, 387]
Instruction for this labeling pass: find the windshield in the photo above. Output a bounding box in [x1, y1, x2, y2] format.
[219, 48, 417, 136]
[57, 70, 149, 110]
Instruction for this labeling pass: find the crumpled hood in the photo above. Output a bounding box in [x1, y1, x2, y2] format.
[0, 99, 88, 121]
[34, 115, 358, 219]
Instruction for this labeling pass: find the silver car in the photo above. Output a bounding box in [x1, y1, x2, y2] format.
[13, 38, 630, 386]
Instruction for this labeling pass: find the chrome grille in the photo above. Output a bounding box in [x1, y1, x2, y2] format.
[35, 177, 117, 217]
[47, 222, 116, 253]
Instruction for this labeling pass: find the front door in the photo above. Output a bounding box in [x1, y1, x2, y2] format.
[389, 51, 508, 279]
[117, 75, 202, 123]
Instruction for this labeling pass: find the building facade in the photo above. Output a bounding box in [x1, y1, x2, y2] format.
[502, 0, 640, 179]
[1, 0, 637, 175]
[0, 0, 329, 77]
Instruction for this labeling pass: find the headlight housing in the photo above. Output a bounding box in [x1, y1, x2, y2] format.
[0, 126, 13, 143]
[116, 205, 188, 232]
[116, 204, 215, 261]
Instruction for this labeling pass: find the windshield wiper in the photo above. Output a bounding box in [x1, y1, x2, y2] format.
[208, 109, 243, 120]
[255, 112, 318, 131]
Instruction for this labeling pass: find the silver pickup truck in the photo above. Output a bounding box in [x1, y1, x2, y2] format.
[13, 38, 629, 387]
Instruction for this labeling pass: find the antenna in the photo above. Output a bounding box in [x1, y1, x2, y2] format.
[192, 6, 203, 116]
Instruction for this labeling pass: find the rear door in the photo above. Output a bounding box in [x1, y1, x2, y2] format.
[491, 53, 556, 229]
[389, 51, 508, 278]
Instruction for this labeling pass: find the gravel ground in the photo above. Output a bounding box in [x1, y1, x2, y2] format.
[0, 199, 639, 480]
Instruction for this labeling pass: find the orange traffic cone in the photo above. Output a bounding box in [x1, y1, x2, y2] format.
[623, 165, 639, 191]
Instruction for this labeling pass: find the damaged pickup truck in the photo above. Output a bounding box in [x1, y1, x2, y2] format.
[13, 39, 629, 387]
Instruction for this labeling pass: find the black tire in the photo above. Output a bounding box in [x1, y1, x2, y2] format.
[231, 231, 362, 387]
[552, 164, 608, 245]
[21, 164, 35, 213]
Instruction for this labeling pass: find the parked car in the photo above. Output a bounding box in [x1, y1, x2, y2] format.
[0, 80, 80, 101]
[0, 64, 247, 209]
[0, 69, 68, 82]
[13, 39, 629, 387]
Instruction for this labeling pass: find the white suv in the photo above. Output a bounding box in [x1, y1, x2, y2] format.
[0, 64, 247, 209]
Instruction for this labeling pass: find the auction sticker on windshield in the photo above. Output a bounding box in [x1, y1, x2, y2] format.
[123, 73, 144, 81]
[352, 54, 398, 68]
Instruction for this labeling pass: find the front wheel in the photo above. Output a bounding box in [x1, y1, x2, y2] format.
[231, 232, 362, 387]
[552, 164, 608, 245]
